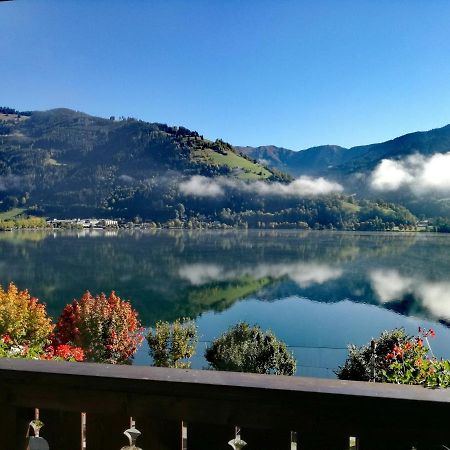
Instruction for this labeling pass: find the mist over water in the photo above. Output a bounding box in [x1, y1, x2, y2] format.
[1, 229, 450, 377]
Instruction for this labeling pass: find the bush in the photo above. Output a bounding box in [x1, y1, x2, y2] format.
[0, 282, 53, 348]
[41, 344, 85, 362]
[147, 318, 197, 368]
[205, 322, 296, 375]
[55, 291, 143, 364]
[336, 329, 409, 382]
[383, 328, 450, 388]
[0, 335, 84, 362]
[337, 327, 450, 388]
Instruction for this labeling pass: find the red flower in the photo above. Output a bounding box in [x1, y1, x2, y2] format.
[1, 334, 12, 345]
[54, 344, 85, 362]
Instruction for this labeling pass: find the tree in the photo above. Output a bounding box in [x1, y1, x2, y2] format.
[55, 291, 144, 364]
[205, 322, 296, 375]
[147, 318, 197, 368]
[176, 203, 185, 219]
[0, 282, 53, 348]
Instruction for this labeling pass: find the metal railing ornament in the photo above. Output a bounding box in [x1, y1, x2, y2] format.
[228, 426, 247, 450]
[120, 419, 142, 450]
[25, 409, 49, 450]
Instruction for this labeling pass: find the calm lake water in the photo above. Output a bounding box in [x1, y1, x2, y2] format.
[1, 229, 450, 378]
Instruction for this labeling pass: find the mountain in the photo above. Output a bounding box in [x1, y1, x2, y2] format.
[237, 124, 450, 178]
[0, 108, 287, 217]
[237, 125, 450, 221]
[236, 145, 347, 177]
[0, 107, 418, 230]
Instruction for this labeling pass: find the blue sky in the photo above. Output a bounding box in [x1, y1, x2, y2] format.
[1, 0, 450, 149]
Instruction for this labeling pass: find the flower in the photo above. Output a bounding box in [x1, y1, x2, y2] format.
[1, 334, 12, 345]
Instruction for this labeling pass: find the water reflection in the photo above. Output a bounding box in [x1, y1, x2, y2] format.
[178, 262, 343, 288]
[370, 269, 450, 321]
[0, 230, 449, 328]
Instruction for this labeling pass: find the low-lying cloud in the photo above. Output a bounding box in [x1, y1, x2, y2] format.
[371, 152, 450, 194]
[179, 176, 226, 197]
[0, 174, 25, 192]
[179, 175, 343, 198]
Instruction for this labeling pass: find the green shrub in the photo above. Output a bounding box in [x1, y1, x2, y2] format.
[336, 329, 409, 382]
[205, 322, 296, 375]
[147, 318, 197, 368]
[337, 327, 450, 388]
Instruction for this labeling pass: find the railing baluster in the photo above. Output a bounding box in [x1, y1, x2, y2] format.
[182, 421, 188, 450]
[81, 412, 87, 450]
[25, 408, 50, 449]
[350, 436, 358, 449]
[120, 421, 142, 449]
[228, 426, 247, 450]
[290, 431, 297, 450]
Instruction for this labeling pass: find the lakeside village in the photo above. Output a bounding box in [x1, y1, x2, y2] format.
[46, 217, 437, 231]
[0, 215, 439, 232]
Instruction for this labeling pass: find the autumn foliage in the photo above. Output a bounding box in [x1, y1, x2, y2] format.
[42, 344, 85, 362]
[0, 282, 84, 362]
[55, 291, 144, 364]
[0, 282, 53, 347]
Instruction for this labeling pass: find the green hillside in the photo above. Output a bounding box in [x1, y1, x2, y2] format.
[0, 107, 417, 230]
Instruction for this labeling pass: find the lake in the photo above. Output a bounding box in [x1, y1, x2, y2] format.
[1, 229, 450, 378]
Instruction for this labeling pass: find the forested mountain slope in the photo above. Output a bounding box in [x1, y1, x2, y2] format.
[0, 107, 417, 230]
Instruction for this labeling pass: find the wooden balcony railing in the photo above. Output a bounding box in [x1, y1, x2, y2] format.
[1, 358, 450, 450]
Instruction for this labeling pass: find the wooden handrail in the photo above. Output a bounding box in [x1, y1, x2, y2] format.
[1, 358, 450, 449]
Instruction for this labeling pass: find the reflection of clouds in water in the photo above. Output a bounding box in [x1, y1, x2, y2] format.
[178, 262, 343, 288]
[369, 270, 414, 303]
[178, 264, 223, 285]
[370, 269, 450, 321]
[419, 283, 450, 321]
[251, 263, 343, 288]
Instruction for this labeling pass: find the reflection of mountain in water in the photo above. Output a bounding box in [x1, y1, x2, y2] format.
[0, 230, 449, 325]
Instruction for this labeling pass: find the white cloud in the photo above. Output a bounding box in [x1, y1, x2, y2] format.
[179, 175, 225, 197]
[371, 152, 450, 193]
[179, 175, 343, 198]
